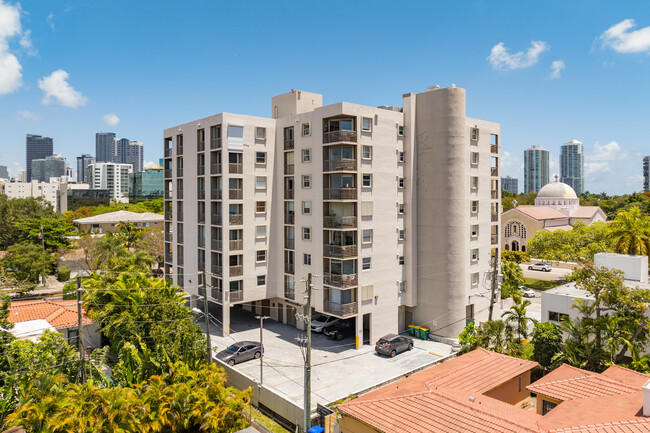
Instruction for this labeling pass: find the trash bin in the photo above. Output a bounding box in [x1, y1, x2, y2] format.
[420, 327, 430, 340]
[408, 324, 418, 337]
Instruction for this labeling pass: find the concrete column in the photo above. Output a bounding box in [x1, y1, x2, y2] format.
[222, 300, 230, 337]
[189, 294, 198, 310]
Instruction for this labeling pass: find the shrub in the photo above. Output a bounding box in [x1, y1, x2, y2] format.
[57, 266, 71, 282]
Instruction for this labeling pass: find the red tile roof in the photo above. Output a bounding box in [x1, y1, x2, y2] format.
[513, 205, 568, 221]
[8, 299, 93, 329]
[570, 206, 603, 219]
[544, 225, 574, 232]
[600, 365, 650, 388]
[548, 418, 650, 433]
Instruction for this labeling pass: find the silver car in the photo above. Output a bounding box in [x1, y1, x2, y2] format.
[216, 341, 263, 366]
[520, 286, 536, 298]
[375, 334, 414, 358]
[528, 263, 552, 272]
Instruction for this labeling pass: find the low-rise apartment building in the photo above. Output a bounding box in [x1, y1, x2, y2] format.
[163, 86, 501, 344]
[86, 162, 132, 203]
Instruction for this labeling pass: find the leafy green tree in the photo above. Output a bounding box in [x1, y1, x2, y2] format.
[474, 320, 522, 356]
[606, 206, 650, 257]
[116, 221, 143, 248]
[0, 243, 58, 284]
[14, 217, 74, 251]
[0, 196, 55, 249]
[0, 293, 15, 384]
[458, 321, 478, 353]
[531, 322, 562, 370]
[501, 300, 536, 339]
[527, 221, 612, 263]
[501, 250, 530, 264]
[500, 261, 524, 302]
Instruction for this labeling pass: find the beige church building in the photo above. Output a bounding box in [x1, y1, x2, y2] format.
[502, 178, 606, 252]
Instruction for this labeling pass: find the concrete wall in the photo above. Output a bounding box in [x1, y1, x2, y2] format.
[595, 253, 648, 283]
[338, 415, 379, 433]
[484, 372, 532, 405]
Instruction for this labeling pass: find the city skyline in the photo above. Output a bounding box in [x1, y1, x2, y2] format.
[0, 1, 649, 194]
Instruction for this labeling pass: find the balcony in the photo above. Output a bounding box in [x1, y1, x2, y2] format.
[164, 210, 172, 220]
[323, 130, 357, 144]
[164, 190, 172, 199]
[284, 189, 294, 200]
[284, 139, 294, 150]
[177, 212, 183, 222]
[178, 255, 184, 266]
[177, 190, 183, 200]
[177, 146, 183, 156]
[198, 213, 205, 224]
[211, 265, 222, 276]
[211, 239, 222, 250]
[323, 244, 358, 258]
[285, 213, 295, 224]
[323, 273, 357, 288]
[229, 240, 243, 251]
[213, 215, 222, 225]
[229, 214, 243, 225]
[164, 169, 172, 178]
[211, 190, 222, 200]
[230, 265, 243, 277]
[164, 252, 172, 263]
[285, 238, 295, 249]
[198, 166, 205, 176]
[230, 290, 243, 302]
[177, 168, 183, 177]
[229, 189, 243, 200]
[284, 288, 295, 300]
[198, 237, 205, 248]
[324, 300, 358, 317]
[323, 216, 357, 229]
[198, 190, 205, 200]
[285, 263, 295, 274]
[491, 167, 498, 176]
[211, 138, 221, 149]
[491, 190, 499, 199]
[323, 159, 356, 172]
[284, 164, 294, 175]
[491, 234, 499, 244]
[164, 147, 172, 157]
[164, 232, 172, 242]
[229, 163, 242, 174]
[491, 213, 499, 222]
[211, 288, 223, 301]
[198, 140, 205, 152]
[210, 163, 221, 174]
[324, 188, 357, 200]
[177, 233, 183, 244]
[491, 144, 498, 154]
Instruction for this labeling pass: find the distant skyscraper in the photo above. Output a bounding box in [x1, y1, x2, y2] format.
[501, 176, 518, 194]
[31, 154, 66, 182]
[115, 139, 144, 172]
[643, 156, 650, 191]
[26, 134, 53, 181]
[560, 139, 584, 194]
[95, 132, 116, 162]
[77, 154, 94, 183]
[0, 165, 8, 179]
[524, 146, 549, 193]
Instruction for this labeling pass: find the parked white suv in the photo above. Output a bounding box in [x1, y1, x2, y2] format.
[528, 263, 552, 272]
[520, 286, 536, 298]
[311, 315, 339, 333]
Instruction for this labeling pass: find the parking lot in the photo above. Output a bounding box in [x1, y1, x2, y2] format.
[201, 307, 456, 413]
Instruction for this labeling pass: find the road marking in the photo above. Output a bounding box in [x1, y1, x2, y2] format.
[429, 351, 443, 357]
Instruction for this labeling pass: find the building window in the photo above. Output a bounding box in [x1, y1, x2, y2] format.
[302, 175, 311, 189]
[398, 229, 405, 240]
[256, 225, 267, 239]
[256, 250, 267, 263]
[304, 253, 311, 265]
[255, 127, 266, 140]
[361, 201, 373, 217]
[362, 257, 371, 270]
[471, 224, 479, 237]
[471, 177, 478, 190]
[361, 284, 374, 301]
[542, 400, 558, 415]
[398, 256, 405, 265]
[471, 127, 479, 141]
[256, 201, 266, 214]
[491, 134, 498, 146]
[471, 248, 479, 261]
[362, 145, 372, 160]
[471, 272, 479, 285]
[398, 281, 406, 293]
[302, 148, 311, 163]
[362, 229, 373, 244]
[257, 275, 266, 286]
[398, 178, 405, 188]
[471, 200, 479, 214]
[548, 311, 569, 322]
[471, 152, 479, 166]
[302, 122, 311, 136]
[302, 201, 311, 215]
[256, 152, 267, 164]
[255, 176, 267, 191]
[399, 151, 405, 162]
[398, 203, 405, 214]
[302, 227, 311, 240]
[362, 117, 372, 132]
[398, 125, 404, 136]
[362, 173, 372, 187]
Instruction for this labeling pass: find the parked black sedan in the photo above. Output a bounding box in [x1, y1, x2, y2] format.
[324, 320, 355, 341]
[216, 341, 263, 366]
[375, 334, 413, 358]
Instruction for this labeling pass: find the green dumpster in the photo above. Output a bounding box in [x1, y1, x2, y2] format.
[408, 324, 418, 337]
[420, 327, 430, 340]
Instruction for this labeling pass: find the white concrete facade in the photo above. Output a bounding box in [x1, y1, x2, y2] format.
[164, 87, 501, 344]
[86, 162, 132, 202]
[3, 180, 60, 211]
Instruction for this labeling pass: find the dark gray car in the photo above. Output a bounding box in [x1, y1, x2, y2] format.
[216, 341, 263, 366]
[375, 334, 413, 358]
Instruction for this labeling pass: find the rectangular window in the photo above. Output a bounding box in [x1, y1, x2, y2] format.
[398, 229, 405, 240]
[256, 152, 267, 164]
[361, 284, 374, 301]
[256, 176, 267, 191]
[362, 117, 372, 132]
[255, 127, 266, 140]
[472, 272, 479, 285]
[471, 127, 479, 141]
[256, 225, 267, 239]
[471, 248, 479, 261]
[471, 224, 479, 237]
[471, 177, 478, 190]
[361, 201, 373, 217]
[362, 145, 372, 160]
[398, 256, 405, 265]
[302, 122, 311, 136]
[302, 201, 311, 215]
[471, 152, 479, 166]
[398, 281, 406, 293]
[302, 227, 311, 240]
[256, 201, 266, 214]
[257, 275, 266, 286]
[548, 311, 569, 322]
[542, 399, 558, 415]
[490, 134, 498, 146]
[302, 175, 311, 189]
[302, 148, 311, 163]
[399, 151, 405, 162]
[398, 203, 405, 214]
[398, 125, 404, 136]
[256, 250, 267, 262]
[362, 173, 372, 187]
[304, 253, 311, 265]
[471, 200, 479, 214]
[362, 257, 371, 270]
[362, 229, 373, 244]
[398, 178, 405, 188]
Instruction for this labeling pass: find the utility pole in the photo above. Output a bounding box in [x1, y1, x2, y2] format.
[255, 315, 270, 385]
[76, 275, 86, 383]
[303, 272, 312, 433]
[203, 269, 212, 363]
[488, 247, 499, 321]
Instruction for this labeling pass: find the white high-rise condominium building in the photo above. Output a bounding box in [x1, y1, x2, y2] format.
[163, 87, 501, 343]
[86, 162, 132, 203]
[524, 145, 549, 193]
[560, 139, 584, 194]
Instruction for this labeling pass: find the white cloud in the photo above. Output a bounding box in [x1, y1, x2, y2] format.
[0, 0, 25, 95]
[17, 110, 40, 120]
[103, 113, 120, 126]
[590, 140, 626, 161]
[19, 29, 36, 56]
[488, 40, 549, 70]
[549, 60, 565, 79]
[38, 69, 87, 108]
[47, 12, 54, 31]
[600, 19, 650, 54]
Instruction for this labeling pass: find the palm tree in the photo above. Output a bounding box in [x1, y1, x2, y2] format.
[501, 300, 537, 340]
[607, 207, 650, 256]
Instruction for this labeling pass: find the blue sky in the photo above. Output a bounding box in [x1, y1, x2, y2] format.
[0, 0, 649, 194]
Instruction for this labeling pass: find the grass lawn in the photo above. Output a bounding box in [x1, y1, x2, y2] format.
[250, 407, 289, 433]
[523, 278, 563, 292]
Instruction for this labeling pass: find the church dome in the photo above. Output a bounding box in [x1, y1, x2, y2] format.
[537, 180, 577, 199]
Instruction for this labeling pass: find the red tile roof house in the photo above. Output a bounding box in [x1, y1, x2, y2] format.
[336, 349, 650, 433]
[6, 299, 101, 349]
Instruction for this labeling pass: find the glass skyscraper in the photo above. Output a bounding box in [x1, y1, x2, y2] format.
[560, 139, 584, 194]
[524, 146, 549, 193]
[26, 134, 53, 181]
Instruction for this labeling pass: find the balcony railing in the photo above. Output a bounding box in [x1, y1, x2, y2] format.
[323, 244, 358, 258]
[491, 190, 499, 199]
[285, 213, 295, 224]
[229, 240, 243, 251]
[229, 214, 243, 225]
[198, 237, 205, 248]
[198, 213, 205, 224]
[211, 190, 222, 200]
[323, 216, 357, 229]
[324, 300, 358, 317]
[198, 190, 205, 200]
[164, 147, 172, 157]
[284, 189, 294, 199]
[177, 146, 183, 155]
[177, 212, 183, 222]
[164, 232, 172, 242]
[229, 163, 242, 174]
[177, 233, 183, 244]
[323, 273, 358, 288]
[491, 167, 498, 176]
[491, 234, 499, 245]
[210, 163, 221, 174]
[211, 239, 222, 250]
[284, 139, 294, 150]
[177, 168, 183, 177]
[211, 138, 221, 149]
[229, 189, 243, 200]
[491, 144, 498, 154]
[323, 188, 357, 200]
[213, 215, 222, 225]
[177, 190, 183, 200]
[285, 263, 295, 274]
[211, 288, 223, 301]
[323, 130, 357, 144]
[164, 169, 172, 178]
[323, 158, 356, 172]
[491, 213, 499, 222]
[284, 164, 294, 175]
[164, 253, 172, 263]
[178, 255, 184, 266]
[230, 265, 243, 277]
[230, 290, 243, 302]
[211, 265, 222, 276]
[197, 140, 205, 152]
[164, 190, 172, 199]
[285, 238, 295, 249]
[198, 166, 205, 176]
[284, 289, 295, 300]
